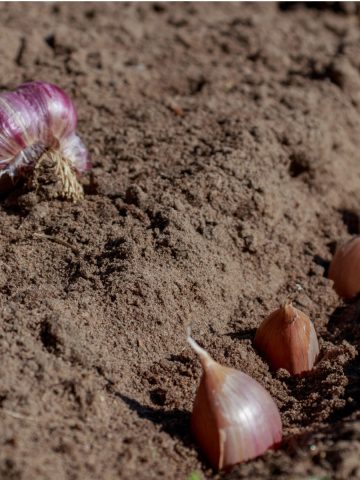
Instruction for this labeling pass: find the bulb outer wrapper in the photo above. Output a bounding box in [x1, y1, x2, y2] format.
[0, 81, 90, 179]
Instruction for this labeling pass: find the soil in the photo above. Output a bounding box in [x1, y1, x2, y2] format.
[0, 2, 360, 480]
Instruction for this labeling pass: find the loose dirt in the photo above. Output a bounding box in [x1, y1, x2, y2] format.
[0, 3, 360, 479]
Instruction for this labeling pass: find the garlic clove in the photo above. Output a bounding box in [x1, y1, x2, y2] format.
[328, 236, 360, 299]
[254, 303, 319, 375]
[188, 335, 282, 470]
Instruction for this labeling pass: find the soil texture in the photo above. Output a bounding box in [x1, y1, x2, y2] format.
[0, 2, 360, 479]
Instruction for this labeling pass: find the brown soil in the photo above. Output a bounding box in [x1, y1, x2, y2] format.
[0, 2, 360, 479]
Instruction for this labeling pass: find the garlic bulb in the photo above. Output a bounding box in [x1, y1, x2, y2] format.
[0, 81, 90, 200]
[188, 334, 282, 470]
[328, 236, 360, 299]
[254, 303, 319, 375]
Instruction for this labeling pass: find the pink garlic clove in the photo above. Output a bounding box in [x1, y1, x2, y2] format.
[328, 236, 360, 299]
[254, 303, 319, 375]
[188, 335, 282, 470]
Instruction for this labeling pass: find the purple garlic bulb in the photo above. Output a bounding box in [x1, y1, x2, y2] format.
[0, 81, 90, 201]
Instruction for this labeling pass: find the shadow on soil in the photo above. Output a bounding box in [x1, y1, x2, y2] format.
[116, 393, 193, 446]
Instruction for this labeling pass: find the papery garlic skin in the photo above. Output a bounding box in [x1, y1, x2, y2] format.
[254, 304, 319, 375]
[188, 336, 282, 470]
[0, 81, 90, 199]
[328, 236, 360, 299]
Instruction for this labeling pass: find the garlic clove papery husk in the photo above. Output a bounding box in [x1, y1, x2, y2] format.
[0, 81, 90, 201]
[254, 303, 319, 375]
[328, 236, 360, 299]
[188, 336, 282, 470]
[61, 133, 90, 174]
